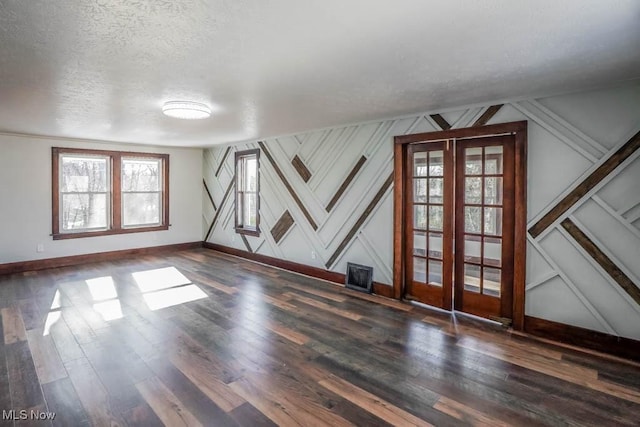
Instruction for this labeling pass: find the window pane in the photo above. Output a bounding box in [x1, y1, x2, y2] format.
[413, 152, 427, 176]
[429, 206, 443, 231]
[123, 193, 160, 226]
[414, 205, 427, 230]
[463, 234, 481, 263]
[245, 158, 257, 191]
[484, 237, 502, 267]
[413, 257, 426, 283]
[465, 177, 482, 204]
[484, 177, 503, 205]
[243, 193, 257, 227]
[413, 179, 427, 203]
[428, 178, 443, 204]
[413, 230, 426, 256]
[484, 207, 502, 236]
[429, 151, 443, 176]
[428, 232, 443, 259]
[62, 194, 107, 230]
[464, 264, 481, 293]
[122, 159, 160, 191]
[464, 206, 482, 233]
[428, 260, 443, 286]
[465, 147, 482, 175]
[483, 267, 501, 297]
[61, 156, 108, 192]
[485, 146, 503, 174]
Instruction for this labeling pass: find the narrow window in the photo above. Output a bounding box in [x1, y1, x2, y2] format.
[234, 149, 260, 236]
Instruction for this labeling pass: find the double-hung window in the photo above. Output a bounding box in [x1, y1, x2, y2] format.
[234, 149, 260, 236]
[52, 148, 169, 239]
[121, 157, 163, 227]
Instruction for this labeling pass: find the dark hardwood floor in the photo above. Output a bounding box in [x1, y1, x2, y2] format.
[0, 248, 639, 426]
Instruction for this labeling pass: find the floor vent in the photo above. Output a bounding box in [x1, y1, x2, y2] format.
[345, 262, 373, 293]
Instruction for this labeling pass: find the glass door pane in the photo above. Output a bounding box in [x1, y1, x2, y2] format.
[406, 141, 452, 310]
[461, 145, 504, 296]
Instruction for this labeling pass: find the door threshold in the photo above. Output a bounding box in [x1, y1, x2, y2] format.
[409, 299, 506, 329]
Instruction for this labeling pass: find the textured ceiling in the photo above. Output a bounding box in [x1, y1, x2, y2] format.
[0, 1, 639, 147]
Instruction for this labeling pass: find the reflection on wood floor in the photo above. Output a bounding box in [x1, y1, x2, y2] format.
[0, 248, 639, 426]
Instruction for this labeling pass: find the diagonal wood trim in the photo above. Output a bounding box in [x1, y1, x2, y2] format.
[561, 218, 640, 307]
[473, 104, 504, 127]
[530, 129, 640, 238]
[430, 114, 451, 130]
[215, 147, 232, 177]
[271, 210, 294, 244]
[257, 141, 318, 230]
[202, 179, 217, 211]
[240, 234, 253, 253]
[205, 176, 235, 242]
[291, 155, 312, 182]
[326, 173, 394, 269]
[524, 315, 640, 363]
[325, 155, 367, 212]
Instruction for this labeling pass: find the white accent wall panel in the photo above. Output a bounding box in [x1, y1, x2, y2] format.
[204, 81, 640, 340]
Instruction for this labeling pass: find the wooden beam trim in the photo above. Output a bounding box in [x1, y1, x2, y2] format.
[473, 104, 504, 127]
[429, 114, 451, 130]
[325, 155, 367, 212]
[205, 176, 235, 242]
[326, 173, 394, 269]
[0, 242, 203, 276]
[524, 315, 640, 363]
[561, 218, 640, 307]
[529, 129, 640, 238]
[202, 179, 217, 211]
[291, 155, 312, 182]
[215, 147, 232, 177]
[270, 210, 295, 244]
[257, 141, 318, 230]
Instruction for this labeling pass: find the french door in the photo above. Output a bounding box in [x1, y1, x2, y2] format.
[402, 132, 518, 324]
[404, 141, 453, 309]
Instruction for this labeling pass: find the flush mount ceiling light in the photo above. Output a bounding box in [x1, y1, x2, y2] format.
[162, 101, 211, 120]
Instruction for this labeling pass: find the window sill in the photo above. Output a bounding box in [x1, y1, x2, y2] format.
[235, 227, 260, 237]
[52, 225, 169, 240]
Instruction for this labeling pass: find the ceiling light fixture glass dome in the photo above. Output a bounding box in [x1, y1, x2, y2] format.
[162, 101, 211, 119]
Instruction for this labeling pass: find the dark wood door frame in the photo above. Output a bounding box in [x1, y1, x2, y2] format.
[393, 121, 527, 330]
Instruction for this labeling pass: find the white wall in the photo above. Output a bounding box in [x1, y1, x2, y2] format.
[0, 134, 203, 263]
[204, 80, 640, 340]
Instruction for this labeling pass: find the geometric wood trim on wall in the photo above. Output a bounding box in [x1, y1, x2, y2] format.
[326, 172, 394, 269]
[203, 178, 217, 211]
[271, 210, 295, 244]
[326, 155, 367, 212]
[215, 146, 232, 177]
[561, 218, 640, 307]
[529, 129, 640, 238]
[473, 104, 504, 127]
[291, 155, 312, 182]
[240, 234, 253, 253]
[205, 176, 235, 241]
[429, 114, 451, 130]
[257, 141, 319, 230]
